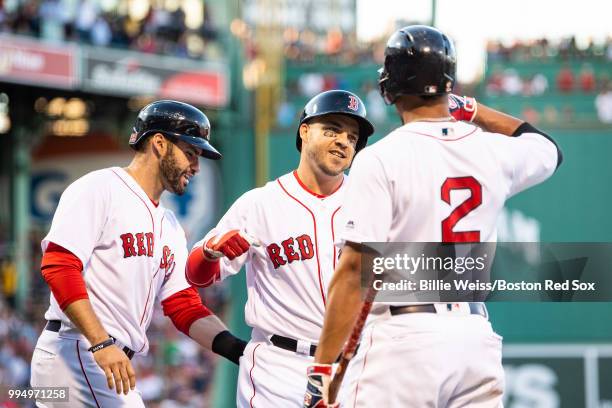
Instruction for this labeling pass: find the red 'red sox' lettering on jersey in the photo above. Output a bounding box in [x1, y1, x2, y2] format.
[120, 232, 154, 258]
[160, 245, 176, 284]
[266, 234, 315, 269]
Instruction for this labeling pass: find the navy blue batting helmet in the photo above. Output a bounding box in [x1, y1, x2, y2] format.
[130, 100, 221, 160]
[296, 90, 374, 152]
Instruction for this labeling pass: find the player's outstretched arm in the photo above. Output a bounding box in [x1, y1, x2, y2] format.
[186, 229, 260, 287]
[189, 315, 247, 365]
[161, 286, 247, 365]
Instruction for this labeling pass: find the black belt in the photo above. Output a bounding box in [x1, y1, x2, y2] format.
[389, 303, 488, 318]
[270, 334, 317, 357]
[270, 334, 358, 362]
[45, 320, 135, 360]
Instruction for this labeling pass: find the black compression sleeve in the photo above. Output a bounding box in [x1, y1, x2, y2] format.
[512, 122, 563, 169]
[212, 330, 247, 365]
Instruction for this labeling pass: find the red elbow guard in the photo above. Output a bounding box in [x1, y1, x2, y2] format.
[186, 245, 221, 287]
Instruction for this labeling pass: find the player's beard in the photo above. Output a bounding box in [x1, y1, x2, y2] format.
[160, 144, 187, 195]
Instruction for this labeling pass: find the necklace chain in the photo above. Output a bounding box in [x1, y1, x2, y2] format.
[412, 117, 454, 122]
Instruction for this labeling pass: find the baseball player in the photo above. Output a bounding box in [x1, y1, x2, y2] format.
[30, 100, 247, 407]
[304, 26, 563, 407]
[185, 90, 374, 407]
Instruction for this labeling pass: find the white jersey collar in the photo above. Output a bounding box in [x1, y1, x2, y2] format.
[110, 167, 162, 211]
[277, 171, 346, 205]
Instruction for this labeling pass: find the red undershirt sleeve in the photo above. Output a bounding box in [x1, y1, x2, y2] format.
[161, 286, 212, 335]
[41, 242, 88, 310]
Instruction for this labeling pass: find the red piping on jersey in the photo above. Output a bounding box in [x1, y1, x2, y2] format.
[292, 170, 343, 198]
[139, 269, 160, 328]
[159, 213, 165, 238]
[331, 206, 341, 270]
[77, 340, 101, 408]
[352, 323, 376, 408]
[277, 178, 326, 307]
[138, 213, 166, 351]
[249, 344, 261, 407]
[111, 169, 155, 234]
[409, 127, 477, 142]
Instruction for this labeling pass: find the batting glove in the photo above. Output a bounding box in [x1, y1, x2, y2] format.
[448, 94, 478, 122]
[204, 230, 257, 260]
[303, 364, 339, 408]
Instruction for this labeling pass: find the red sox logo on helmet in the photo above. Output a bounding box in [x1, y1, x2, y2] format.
[348, 95, 359, 111]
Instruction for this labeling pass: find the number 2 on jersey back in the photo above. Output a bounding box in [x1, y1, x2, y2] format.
[441, 176, 482, 243]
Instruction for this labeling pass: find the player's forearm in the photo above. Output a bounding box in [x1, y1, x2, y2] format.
[63, 299, 111, 345]
[190, 315, 247, 365]
[315, 259, 362, 364]
[188, 314, 228, 349]
[472, 103, 524, 136]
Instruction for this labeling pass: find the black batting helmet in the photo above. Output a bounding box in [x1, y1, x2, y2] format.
[296, 90, 374, 152]
[378, 25, 456, 105]
[130, 100, 221, 160]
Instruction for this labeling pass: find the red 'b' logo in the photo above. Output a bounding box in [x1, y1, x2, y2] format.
[347, 95, 359, 111]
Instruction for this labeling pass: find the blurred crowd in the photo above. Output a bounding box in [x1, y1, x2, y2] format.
[485, 63, 609, 96]
[483, 36, 612, 125]
[276, 70, 471, 130]
[0, 0, 220, 59]
[282, 27, 387, 65]
[0, 230, 228, 407]
[276, 76, 389, 129]
[486, 36, 612, 62]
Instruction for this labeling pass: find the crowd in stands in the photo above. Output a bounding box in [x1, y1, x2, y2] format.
[486, 36, 612, 62]
[281, 27, 387, 65]
[276, 74, 390, 130]
[483, 36, 612, 126]
[485, 62, 608, 97]
[0, 0, 220, 59]
[0, 230, 227, 407]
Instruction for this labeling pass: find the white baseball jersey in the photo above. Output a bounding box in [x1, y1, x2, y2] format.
[335, 120, 559, 407]
[42, 166, 191, 354]
[339, 120, 558, 246]
[200, 170, 346, 343]
[198, 170, 362, 407]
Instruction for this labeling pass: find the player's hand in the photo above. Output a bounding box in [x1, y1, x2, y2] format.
[303, 364, 339, 408]
[204, 230, 259, 260]
[92, 344, 136, 395]
[448, 94, 478, 122]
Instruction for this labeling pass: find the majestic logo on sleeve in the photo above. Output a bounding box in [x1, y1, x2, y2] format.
[266, 234, 314, 269]
[159, 245, 176, 285]
[120, 232, 154, 258]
